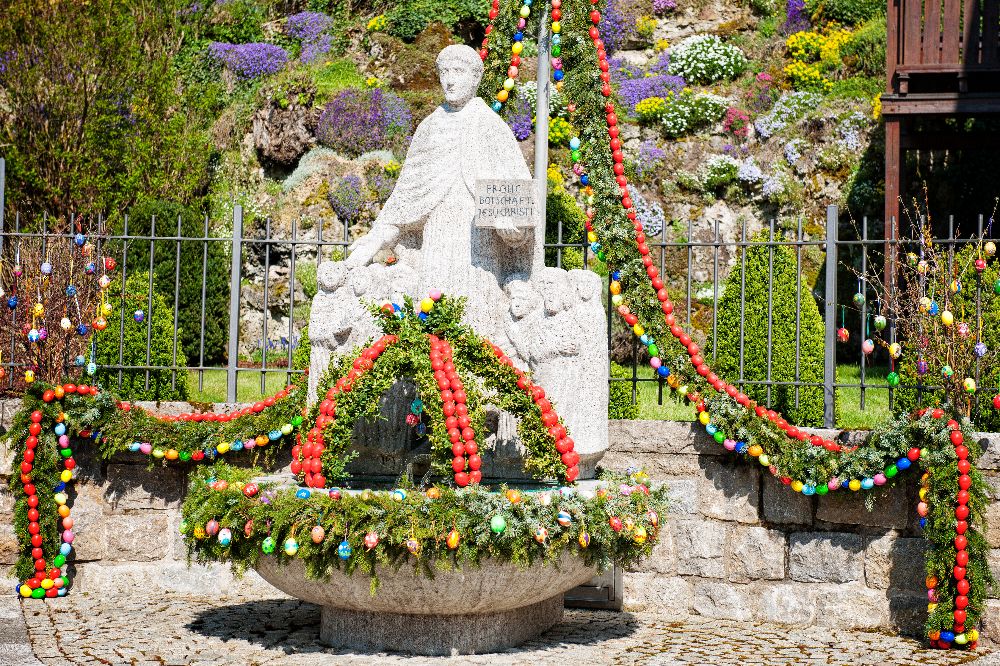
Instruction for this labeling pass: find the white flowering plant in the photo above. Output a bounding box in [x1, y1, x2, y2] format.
[668, 35, 747, 84]
[700, 154, 741, 190]
[635, 90, 729, 137]
[754, 92, 822, 139]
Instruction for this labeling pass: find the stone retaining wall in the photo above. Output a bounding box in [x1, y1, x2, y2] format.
[607, 420, 1000, 642]
[1, 404, 998, 641]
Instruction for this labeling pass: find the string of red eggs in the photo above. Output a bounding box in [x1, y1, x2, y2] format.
[581, 10, 848, 455]
[116, 383, 303, 462]
[485, 339, 581, 482]
[921, 408, 980, 650]
[435, 336, 482, 487]
[17, 384, 98, 599]
[298, 334, 399, 488]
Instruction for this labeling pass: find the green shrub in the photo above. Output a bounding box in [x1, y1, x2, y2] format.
[546, 186, 585, 270]
[841, 15, 887, 78]
[205, 0, 267, 43]
[893, 246, 1000, 431]
[385, 0, 490, 41]
[710, 233, 826, 426]
[701, 155, 741, 191]
[96, 272, 191, 401]
[293, 326, 311, 371]
[635, 91, 729, 138]
[110, 199, 231, 366]
[609, 363, 640, 419]
[806, 0, 883, 25]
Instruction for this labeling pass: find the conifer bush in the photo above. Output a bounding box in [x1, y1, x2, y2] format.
[711, 233, 826, 426]
[95, 272, 191, 401]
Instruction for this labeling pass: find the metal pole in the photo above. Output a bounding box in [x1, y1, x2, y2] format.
[823, 205, 839, 428]
[0, 157, 5, 255]
[226, 205, 244, 403]
[532, 7, 550, 275]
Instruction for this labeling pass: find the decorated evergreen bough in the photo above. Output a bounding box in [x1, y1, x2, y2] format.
[477, 0, 998, 648]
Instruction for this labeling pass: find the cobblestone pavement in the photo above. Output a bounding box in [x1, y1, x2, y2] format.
[16, 592, 1000, 666]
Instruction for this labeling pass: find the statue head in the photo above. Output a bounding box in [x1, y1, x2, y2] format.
[436, 45, 484, 110]
[506, 280, 541, 320]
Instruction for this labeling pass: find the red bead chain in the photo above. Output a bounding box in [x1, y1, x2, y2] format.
[485, 342, 579, 482]
[432, 336, 480, 487]
[585, 14, 845, 453]
[296, 335, 398, 488]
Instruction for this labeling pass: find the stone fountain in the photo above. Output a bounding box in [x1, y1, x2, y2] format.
[256, 44, 610, 655]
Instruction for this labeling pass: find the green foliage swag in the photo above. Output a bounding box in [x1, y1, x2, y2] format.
[711, 234, 826, 426]
[181, 463, 668, 590]
[95, 271, 191, 402]
[307, 295, 567, 483]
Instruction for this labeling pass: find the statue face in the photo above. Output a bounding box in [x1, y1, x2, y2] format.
[507, 282, 540, 319]
[438, 61, 479, 108]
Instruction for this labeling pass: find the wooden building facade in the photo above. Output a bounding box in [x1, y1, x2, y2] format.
[882, 0, 1000, 231]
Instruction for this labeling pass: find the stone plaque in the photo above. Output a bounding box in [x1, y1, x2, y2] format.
[475, 179, 538, 228]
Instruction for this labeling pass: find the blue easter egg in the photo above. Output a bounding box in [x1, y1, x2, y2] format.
[128, 442, 141, 452]
[841, 479, 851, 488]
[896, 458, 910, 470]
[802, 485, 815, 496]
[55, 482, 66, 492]
[735, 442, 749, 454]
[940, 631, 955, 643]
[551, 33, 560, 44]
[74, 234, 85, 246]
[418, 312, 428, 320]
[491, 101, 502, 112]
[205, 448, 217, 459]
[919, 517, 927, 528]
[57, 588, 67, 596]
[338, 540, 352, 560]
[861, 478, 874, 490]
[296, 489, 311, 500]
[580, 174, 589, 185]
[553, 69, 564, 81]
[66, 285, 77, 297]
[639, 334, 650, 345]
[513, 31, 523, 41]
[612, 271, 621, 280]
[60, 543, 71, 556]
[74, 355, 85, 366]
[134, 310, 144, 323]
[657, 365, 670, 378]
[929, 301, 939, 315]
[54, 423, 66, 436]
[76, 324, 88, 336]
[705, 424, 717, 435]
[6, 296, 16, 309]
[86, 362, 96, 376]
[268, 430, 281, 440]
[557, 510, 572, 526]
[231, 440, 244, 451]
[569, 137, 581, 150]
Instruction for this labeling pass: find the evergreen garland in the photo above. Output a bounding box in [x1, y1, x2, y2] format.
[180, 462, 668, 591]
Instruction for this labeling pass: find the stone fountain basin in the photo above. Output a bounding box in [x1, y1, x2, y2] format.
[254, 552, 597, 655]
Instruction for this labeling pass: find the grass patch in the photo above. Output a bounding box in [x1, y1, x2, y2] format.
[314, 59, 365, 104]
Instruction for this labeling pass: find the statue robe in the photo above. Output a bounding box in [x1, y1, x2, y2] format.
[378, 97, 538, 299]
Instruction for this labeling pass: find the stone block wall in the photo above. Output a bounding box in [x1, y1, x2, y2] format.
[1, 403, 998, 641]
[606, 420, 1000, 641]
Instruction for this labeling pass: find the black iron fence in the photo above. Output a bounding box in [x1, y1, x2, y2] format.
[1, 157, 996, 427]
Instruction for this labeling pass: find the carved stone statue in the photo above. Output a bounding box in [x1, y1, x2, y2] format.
[309, 44, 608, 479]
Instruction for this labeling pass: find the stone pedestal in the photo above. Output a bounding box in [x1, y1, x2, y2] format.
[254, 553, 597, 655]
[319, 595, 564, 655]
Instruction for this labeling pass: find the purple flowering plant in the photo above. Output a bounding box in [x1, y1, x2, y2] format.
[209, 42, 288, 80]
[286, 11, 333, 64]
[635, 139, 666, 181]
[653, 0, 677, 13]
[329, 174, 366, 222]
[611, 51, 685, 113]
[782, 0, 810, 35]
[316, 88, 413, 158]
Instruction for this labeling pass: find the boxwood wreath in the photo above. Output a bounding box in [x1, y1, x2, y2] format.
[479, 0, 997, 649]
[180, 463, 666, 593]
